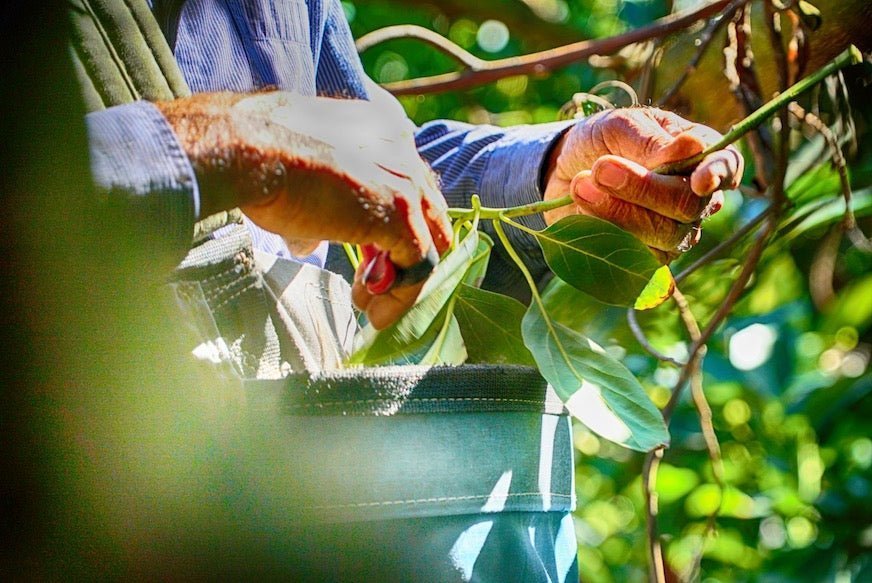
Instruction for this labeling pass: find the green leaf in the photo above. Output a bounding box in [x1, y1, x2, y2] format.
[349, 301, 466, 366]
[522, 303, 669, 452]
[455, 284, 535, 366]
[348, 229, 479, 365]
[822, 274, 872, 333]
[462, 232, 493, 288]
[634, 265, 675, 310]
[780, 187, 872, 242]
[419, 313, 467, 365]
[786, 156, 839, 204]
[532, 215, 660, 306]
[539, 278, 625, 344]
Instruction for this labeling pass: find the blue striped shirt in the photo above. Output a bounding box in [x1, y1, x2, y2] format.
[86, 0, 573, 291]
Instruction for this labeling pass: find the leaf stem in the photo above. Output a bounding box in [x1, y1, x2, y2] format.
[343, 242, 360, 271]
[448, 195, 574, 222]
[655, 45, 862, 175]
[499, 215, 542, 238]
[492, 219, 546, 309]
[626, 307, 686, 367]
[447, 46, 861, 223]
[671, 285, 724, 581]
[643, 447, 666, 583]
[493, 219, 588, 401]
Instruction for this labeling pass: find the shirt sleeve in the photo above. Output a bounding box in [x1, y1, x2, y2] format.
[314, 0, 370, 99]
[86, 100, 199, 256]
[415, 119, 575, 298]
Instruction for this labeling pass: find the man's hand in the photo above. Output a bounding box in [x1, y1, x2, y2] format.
[156, 91, 451, 329]
[544, 108, 744, 260]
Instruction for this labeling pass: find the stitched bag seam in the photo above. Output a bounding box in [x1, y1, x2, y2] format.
[305, 492, 574, 510]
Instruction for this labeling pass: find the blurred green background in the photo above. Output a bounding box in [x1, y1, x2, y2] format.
[347, 0, 872, 581]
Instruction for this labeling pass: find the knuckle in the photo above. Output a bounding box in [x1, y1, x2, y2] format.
[648, 212, 683, 250]
[675, 189, 705, 223]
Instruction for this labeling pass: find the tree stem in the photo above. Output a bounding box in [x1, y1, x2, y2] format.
[448, 195, 574, 221]
[448, 46, 860, 223]
[655, 45, 862, 175]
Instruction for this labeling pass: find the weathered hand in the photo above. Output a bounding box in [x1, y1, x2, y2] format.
[543, 108, 743, 259]
[157, 91, 451, 329]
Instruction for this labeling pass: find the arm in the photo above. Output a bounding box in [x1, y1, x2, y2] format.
[416, 110, 744, 299]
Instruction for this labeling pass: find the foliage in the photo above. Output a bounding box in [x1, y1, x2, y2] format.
[346, 1, 872, 581]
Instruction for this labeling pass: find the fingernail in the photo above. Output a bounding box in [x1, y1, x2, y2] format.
[570, 171, 604, 206]
[596, 160, 628, 190]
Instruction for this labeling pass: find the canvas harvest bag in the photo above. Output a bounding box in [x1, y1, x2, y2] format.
[67, 1, 579, 579]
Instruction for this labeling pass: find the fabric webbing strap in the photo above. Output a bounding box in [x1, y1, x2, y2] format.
[245, 365, 566, 416]
[67, 0, 190, 111]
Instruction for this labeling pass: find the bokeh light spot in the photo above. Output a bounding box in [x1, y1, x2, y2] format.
[476, 20, 510, 53]
[728, 323, 777, 371]
[723, 399, 751, 427]
[786, 516, 817, 548]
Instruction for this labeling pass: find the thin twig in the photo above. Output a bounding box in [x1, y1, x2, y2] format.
[790, 102, 872, 252]
[362, 0, 739, 95]
[808, 224, 841, 309]
[655, 46, 861, 175]
[786, 8, 811, 82]
[767, 0, 793, 209]
[355, 25, 486, 70]
[589, 80, 640, 106]
[764, 2, 791, 90]
[675, 203, 773, 284]
[643, 447, 667, 583]
[565, 92, 617, 117]
[657, 0, 748, 106]
[726, 6, 775, 186]
[674, 291, 724, 484]
[636, 39, 662, 105]
[663, 214, 778, 421]
[627, 307, 686, 367]
[652, 214, 779, 583]
[846, 222, 872, 253]
[665, 46, 795, 419]
[671, 285, 725, 581]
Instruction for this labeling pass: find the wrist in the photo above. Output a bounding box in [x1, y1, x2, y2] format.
[155, 93, 273, 218]
[541, 128, 570, 194]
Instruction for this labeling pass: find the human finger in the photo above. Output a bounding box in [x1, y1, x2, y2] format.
[690, 146, 744, 196]
[351, 269, 425, 330]
[647, 108, 697, 136]
[413, 161, 452, 256]
[589, 155, 709, 223]
[569, 173, 694, 252]
[367, 164, 439, 269]
[587, 109, 704, 170]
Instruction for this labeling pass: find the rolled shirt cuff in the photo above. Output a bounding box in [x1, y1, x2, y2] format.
[478, 120, 575, 274]
[86, 100, 199, 250]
